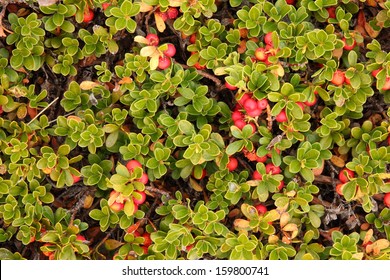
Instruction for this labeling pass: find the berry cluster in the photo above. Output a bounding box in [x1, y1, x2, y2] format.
[145, 33, 177, 70]
[108, 160, 148, 213]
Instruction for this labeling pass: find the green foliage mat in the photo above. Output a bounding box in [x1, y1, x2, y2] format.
[0, 0, 390, 260]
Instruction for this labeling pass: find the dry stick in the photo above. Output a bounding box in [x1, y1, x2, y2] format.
[0, 4, 10, 34]
[93, 226, 118, 259]
[27, 97, 59, 125]
[313, 174, 339, 185]
[145, 183, 172, 199]
[144, 6, 159, 35]
[179, 63, 222, 88]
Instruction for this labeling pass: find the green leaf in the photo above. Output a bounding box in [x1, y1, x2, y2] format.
[226, 141, 244, 155]
[289, 159, 301, 173]
[300, 168, 314, 182]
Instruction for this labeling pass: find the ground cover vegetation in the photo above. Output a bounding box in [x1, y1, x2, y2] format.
[0, 0, 390, 260]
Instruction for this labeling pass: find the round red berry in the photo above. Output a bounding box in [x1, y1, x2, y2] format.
[234, 119, 246, 129]
[163, 43, 176, 58]
[255, 204, 267, 215]
[83, 8, 94, 23]
[304, 96, 317, 107]
[331, 70, 345, 86]
[126, 160, 142, 173]
[137, 173, 149, 185]
[72, 174, 81, 184]
[264, 32, 273, 46]
[225, 81, 237, 90]
[142, 232, 152, 247]
[158, 56, 171, 70]
[338, 168, 354, 183]
[275, 109, 287, 122]
[327, 6, 336, 19]
[146, 34, 159, 46]
[252, 170, 263, 180]
[257, 99, 268, 110]
[336, 183, 344, 196]
[227, 157, 238, 172]
[133, 191, 146, 205]
[384, 193, 390, 208]
[232, 110, 244, 122]
[243, 98, 258, 112]
[265, 163, 281, 175]
[342, 38, 356, 51]
[167, 7, 179, 19]
[254, 47, 267, 61]
[194, 62, 205, 70]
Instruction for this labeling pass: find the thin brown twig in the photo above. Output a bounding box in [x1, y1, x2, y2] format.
[179, 63, 222, 88]
[146, 183, 172, 199]
[144, 5, 159, 35]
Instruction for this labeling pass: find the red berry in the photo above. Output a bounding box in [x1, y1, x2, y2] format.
[133, 191, 146, 205]
[275, 109, 287, 122]
[336, 183, 344, 196]
[256, 155, 268, 163]
[384, 193, 390, 207]
[141, 246, 149, 254]
[257, 99, 268, 110]
[227, 157, 238, 172]
[264, 32, 273, 47]
[146, 34, 159, 46]
[110, 201, 124, 212]
[338, 168, 354, 183]
[331, 70, 345, 86]
[265, 163, 281, 175]
[286, 0, 296, 4]
[83, 8, 94, 23]
[137, 173, 149, 185]
[0, 105, 3, 114]
[304, 96, 317, 107]
[158, 56, 171, 70]
[237, 93, 252, 106]
[243, 98, 258, 112]
[189, 33, 197, 44]
[167, 7, 179, 19]
[142, 232, 152, 247]
[248, 123, 257, 134]
[252, 170, 263, 180]
[225, 81, 237, 90]
[133, 203, 139, 214]
[126, 160, 142, 173]
[102, 3, 110, 10]
[72, 174, 81, 184]
[194, 62, 205, 70]
[76, 235, 86, 241]
[255, 204, 267, 215]
[296, 102, 305, 110]
[277, 180, 285, 191]
[382, 77, 390, 90]
[247, 108, 262, 117]
[327, 6, 336, 19]
[193, 168, 207, 180]
[163, 43, 176, 57]
[342, 38, 356, 51]
[232, 110, 244, 122]
[372, 68, 382, 78]
[185, 244, 194, 251]
[234, 119, 246, 129]
[254, 47, 267, 61]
